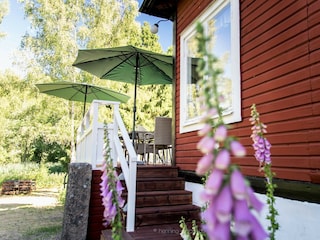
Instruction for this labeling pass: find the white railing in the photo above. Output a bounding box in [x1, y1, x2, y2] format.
[75, 100, 137, 232]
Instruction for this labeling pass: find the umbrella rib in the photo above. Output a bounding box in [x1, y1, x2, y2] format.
[69, 85, 84, 100]
[99, 52, 137, 79]
[139, 54, 172, 67]
[139, 54, 172, 83]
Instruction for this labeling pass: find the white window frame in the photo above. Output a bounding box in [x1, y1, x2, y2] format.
[179, 0, 241, 133]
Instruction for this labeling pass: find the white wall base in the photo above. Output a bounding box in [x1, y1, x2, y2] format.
[185, 181, 320, 240]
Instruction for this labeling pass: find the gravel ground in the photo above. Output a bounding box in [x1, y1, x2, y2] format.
[0, 188, 64, 240]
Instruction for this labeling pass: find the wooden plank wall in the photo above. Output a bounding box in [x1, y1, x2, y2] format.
[86, 170, 108, 240]
[175, 0, 320, 183]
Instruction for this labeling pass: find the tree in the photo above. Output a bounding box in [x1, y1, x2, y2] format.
[0, 0, 173, 165]
[0, 72, 71, 164]
[0, 0, 9, 38]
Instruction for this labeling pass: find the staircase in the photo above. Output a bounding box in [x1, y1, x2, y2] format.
[101, 165, 201, 240]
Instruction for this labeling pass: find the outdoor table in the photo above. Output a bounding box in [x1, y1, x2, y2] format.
[129, 130, 154, 162]
[119, 131, 154, 162]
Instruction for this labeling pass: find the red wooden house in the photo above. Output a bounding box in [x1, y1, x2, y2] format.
[140, 0, 320, 199]
[138, 0, 320, 239]
[81, 1, 320, 239]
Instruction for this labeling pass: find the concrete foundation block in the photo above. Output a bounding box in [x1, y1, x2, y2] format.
[61, 162, 92, 240]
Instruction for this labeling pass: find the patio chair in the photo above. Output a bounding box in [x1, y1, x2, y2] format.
[144, 117, 172, 164]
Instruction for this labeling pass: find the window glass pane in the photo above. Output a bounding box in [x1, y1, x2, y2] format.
[210, 3, 232, 113]
[186, 34, 201, 120]
[180, 0, 241, 133]
[185, 3, 232, 122]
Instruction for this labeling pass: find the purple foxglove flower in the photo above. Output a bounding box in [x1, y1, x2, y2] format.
[198, 123, 212, 136]
[215, 185, 233, 223]
[249, 213, 269, 240]
[105, 190, 113, 203]
[202, 224, 215, 239]
[204, 169, 224, 196]
[116, 180, 124, 193]
[252, 142, 259, 151]
[212, 222, 231, 240]
[100, 187, 108, 198]
[246, 186, 264, 212]
[202, 202, 217, 230]
[215, 149, 230, 170]
[214, 125, 227, 142]
[236, 236, 249, 240]
[257, 137, 265, 150]
[102, 196, 111, 208]
[100, 175, 108, 193]
[265, 139, 271, 149]
[231, 170, 247, 200]
[261, 123, 267, 131]
[230, 141, 246, 157]
[200, 189, 215, 202]
[101, 162, 107, 172]
[197, 136, 216, 154]
[253, 136, 272, 164]
[201, 108, 218, 122]
[254, 151, 263, 162]
[100, 172, 108, 182]
[118, 196, 125, 208]
[206, 108, 218, 118]
[265, 149, 271, 157]
[234, 200, 252, 237]
[109, 204, 117, 218]
[196, 153, 214, 175]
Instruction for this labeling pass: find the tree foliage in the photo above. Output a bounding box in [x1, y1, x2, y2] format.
[0, 72, 71, 164]
[0, 0, 173, 165]
[0, 0, 9, 38]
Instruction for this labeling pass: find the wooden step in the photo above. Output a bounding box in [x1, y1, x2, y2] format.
[136, 166, 179, 178]
[123, 190, 193, 207]
[122, 177, 185, 192]
[135, 204, 200, 227]
[116, 165, 201, 233]
[101, 223, 187, 240]
[137, 177, 184, 191]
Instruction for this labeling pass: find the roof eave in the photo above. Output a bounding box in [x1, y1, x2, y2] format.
[139, 0, 176, 21]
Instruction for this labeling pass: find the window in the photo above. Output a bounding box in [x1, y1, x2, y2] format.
[180, 0, 241, 133]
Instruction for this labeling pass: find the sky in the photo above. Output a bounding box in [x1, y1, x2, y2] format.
[0, 0, 173, 73]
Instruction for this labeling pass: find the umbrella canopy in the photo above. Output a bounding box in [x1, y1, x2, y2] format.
[72, 45, 173, 139]
[35, 81, 130, 115]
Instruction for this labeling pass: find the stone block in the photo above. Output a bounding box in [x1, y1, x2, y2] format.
[61, 162, 92, 240]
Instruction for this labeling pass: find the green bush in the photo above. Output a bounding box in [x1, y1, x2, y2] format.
[0, 163, 65, 189]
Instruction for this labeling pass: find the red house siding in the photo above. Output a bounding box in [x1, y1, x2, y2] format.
[87, 170, 107, 240]
[175, 0, 320, 182]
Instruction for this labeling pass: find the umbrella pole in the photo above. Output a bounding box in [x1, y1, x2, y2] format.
[132, 90, 137, 148]
[132, 54, 139, 149]
[83, 86, 88, 117]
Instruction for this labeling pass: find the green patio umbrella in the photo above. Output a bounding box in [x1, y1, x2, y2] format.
[72, 45, 173, 141]
[35, 81, 130, 116]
